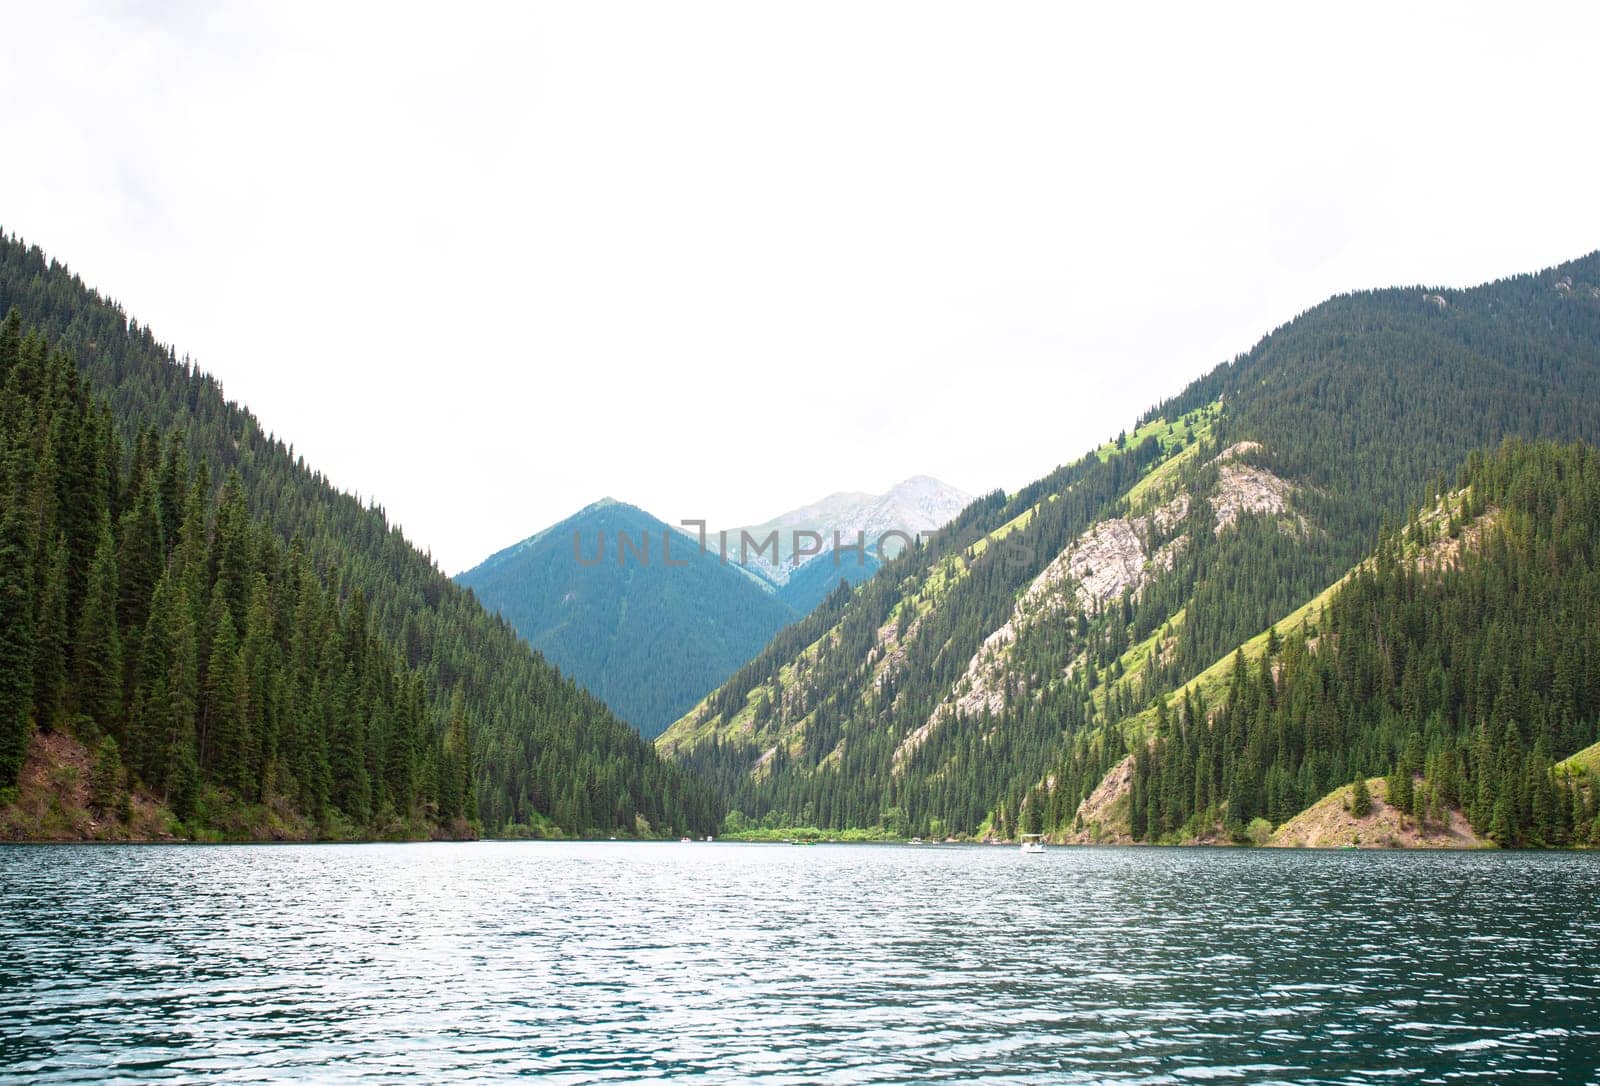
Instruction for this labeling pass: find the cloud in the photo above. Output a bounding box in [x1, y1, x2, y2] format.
[4, 1, 1597, 573]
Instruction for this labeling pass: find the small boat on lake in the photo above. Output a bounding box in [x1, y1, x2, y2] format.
[1020, 833, 1046, 854]
[908, 837, 924, 846]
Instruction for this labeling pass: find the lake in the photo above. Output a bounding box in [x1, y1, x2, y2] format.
[1, 842, 1597, 1083]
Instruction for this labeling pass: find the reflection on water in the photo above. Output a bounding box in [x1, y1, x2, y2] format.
[1, 842, 1598, 1083]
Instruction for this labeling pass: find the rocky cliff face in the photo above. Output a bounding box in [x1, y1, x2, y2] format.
[906, 443, 1299, 762]
[1211, 443, 1295, 532]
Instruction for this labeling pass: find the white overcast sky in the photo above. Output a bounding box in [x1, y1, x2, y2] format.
[4, 2, 1598, 573]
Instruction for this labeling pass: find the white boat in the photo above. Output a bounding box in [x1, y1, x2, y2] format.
[908, 837, 924, 846]
[1020, 833, 1046, 854]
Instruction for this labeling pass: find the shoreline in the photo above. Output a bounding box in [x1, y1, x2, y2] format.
[5, 833, 1577, 851]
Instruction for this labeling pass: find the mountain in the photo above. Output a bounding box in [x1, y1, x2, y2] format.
[658, 250, 1600, 845]
[454, 477, 972, 738]
[1094, 438, 1600, 849]
[0, 318, 479, 840]
[456, 500, 799, 738]
[730, 475, 972, 583]
[0, 233, 720, 839]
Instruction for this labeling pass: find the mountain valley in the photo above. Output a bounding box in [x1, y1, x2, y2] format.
[454, 478, 973, 737]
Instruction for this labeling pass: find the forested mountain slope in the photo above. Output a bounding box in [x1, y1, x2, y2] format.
[1071, 440, 1600, 848]
[457, 499, 799, 738]
[659, 251, 1600, 840]
[0, 313, 475, 838]
[0, 233, 719, 838]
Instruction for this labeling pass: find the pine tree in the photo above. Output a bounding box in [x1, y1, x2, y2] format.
[0, 310, 20, 383]
[210, 472, 252, 626]
[1022, 796, 1043, 835]
[1388, 771, 1413, 821]
[72, 515, 122, 734]
[328, 663, 371, 823]
[31, 535, 69, 732]
[156, 430, 185, 544]
[1351, 774, 1372, 817]
[89, 734, 126, 818]
[1489, 794, 1513, 846]
[203, 609, 247, 794]
[438, 690, 474, 826]
[0, 440, 37, 787]
[130, 571, 199, 815]
[241, 575, 277, 801]
[383, 678, 419, 820]
[115, 481, 163, 638]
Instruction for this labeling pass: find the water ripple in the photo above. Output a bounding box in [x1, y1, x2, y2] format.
[1, 844, 1599, 1082]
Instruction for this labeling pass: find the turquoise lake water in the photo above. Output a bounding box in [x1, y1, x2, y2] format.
[1, 842, 1597, 1083]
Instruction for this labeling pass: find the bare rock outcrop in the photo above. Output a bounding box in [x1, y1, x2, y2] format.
[904, 441, 1301, 775]
[1209, 442, 1297, 533]
[1213, 462, 1291, 531]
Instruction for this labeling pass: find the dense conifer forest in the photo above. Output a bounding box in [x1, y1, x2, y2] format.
[0, 235, 719, 838]
[662, 253, 1600, 845]
[1097, 440, 1600, 846]
[0, 312, 475, 832]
